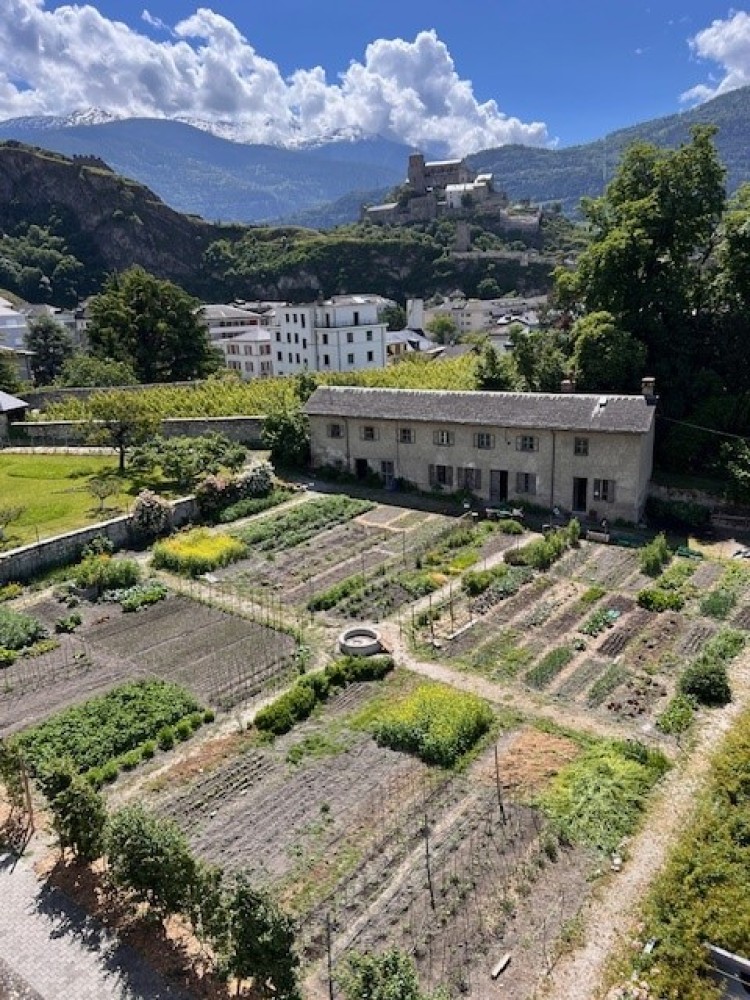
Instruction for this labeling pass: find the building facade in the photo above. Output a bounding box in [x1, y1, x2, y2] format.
[272, 296, 387, 377]
[304, 386, 657, 523]
[216, 328, 273, 380]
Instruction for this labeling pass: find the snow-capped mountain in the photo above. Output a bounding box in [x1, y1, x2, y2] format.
[0, 108, 120, 131]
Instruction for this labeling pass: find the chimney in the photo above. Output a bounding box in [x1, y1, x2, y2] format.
[560, 378, 576, 394]
[642, 377, 656, 397]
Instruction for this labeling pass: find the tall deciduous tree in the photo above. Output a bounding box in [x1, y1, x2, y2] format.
[0, 353, 21, 394]
[86, 391, 160, 472]
[105, 804, 196, 917]
[425, 314, 458, 344]
[222, 875, 299, 999]
[56, 354, 138, 388]
[555, 126, 726, 414]
[87, 266, 218, 383]
[571, 311, 647, 392]
[24, 316, 74, 386]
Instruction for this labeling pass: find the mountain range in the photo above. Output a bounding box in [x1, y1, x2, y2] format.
[1, 87, 749, 226]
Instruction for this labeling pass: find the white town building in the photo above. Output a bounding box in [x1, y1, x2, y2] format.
[216, 328, 273, 380]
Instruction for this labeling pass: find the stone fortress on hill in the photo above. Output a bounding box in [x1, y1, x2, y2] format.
[363, 152, 541, 236]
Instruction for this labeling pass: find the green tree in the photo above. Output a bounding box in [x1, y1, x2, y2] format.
[426, 313, 458, 344]
[23, 316, 74, 386]
[510, 326, 567, 392]
[337, 949, 443, 1000]
[477, 277, 501, 298]
[222, 874, 299, 999]
[556, 126, 726, 413]
[380, 303, 407, 331]
[476, 342, 514, 390]
[86, 391, 160, 472]
[571, 311, 647, 392]
[56, 354, 138, 388]
[262, 408, 310, 467]
[87, 266, 218, 383]
[0, 353, 22, 394]
[105, 804, 197, 917]
[48, 766, 107, 862]
[130, 434, 246, 492]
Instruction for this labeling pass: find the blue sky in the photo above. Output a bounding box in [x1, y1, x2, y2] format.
[2, 1, 748, 151]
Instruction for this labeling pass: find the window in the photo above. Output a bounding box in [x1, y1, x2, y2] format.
[327, 423, 343, 439]
[243, 345, 252, 354]
[474, 432, 495, 450]
[516, 435, 538, 452]
[399, 427, 414, 444]
[574, 437, 589, 456]
[366, 330, 373, 341]
[303, 338, 307, 349]
[301, 314, 306, 328]
[347, 331, 354, 343]
[353, 310, 360, 325]
[295, 353, 300, 364]
[245, 361, 254, 372]
[276, 350, 282, 361]
[293, 313, 298, 323]
[593, 478, 615, 503]
[433, 429, 455, 447]
[275, 331, 281, 342]
[429, 464, 453, 488]
[322, 333, 329, 345]
[285, 313, 290, 322]
[347, 353, 355, 364]
[360, 425, 378, 441]
[367, 351, 374, 362]
[294, 333, 299, 344]
[323, 354, 330, 366]
[515, 472, 537, 495]
[457, 467, 482, 490]
[288, 352, 293, 363]
[286, 332, 291, 343]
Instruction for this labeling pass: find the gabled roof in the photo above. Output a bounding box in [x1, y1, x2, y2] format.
[0, 390, 28, 413]
[304, 386, 656, 435]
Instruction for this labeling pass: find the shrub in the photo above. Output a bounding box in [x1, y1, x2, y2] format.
[157, 726, 175, 750]
[461, 568, 498, 596]
[120, 749, 142, 771]
[203, 708, 216, 723]
[255, 683, 317, 736]
[497, 518, 524, 535]
[366, 682, 494, 768]
[108, 581, 168, 612]
[152, 529, 247, 577]
[0, 648, 17, 667]
[101, 761, 119, 783]
[637, 588, 685, 612]
[0, 606, 47, 650]
[639, 533, 671, 577]
[700, 589, 737, 619]
[175, 718, 192, 741]
[0, 583, 23, 602]
[141, 740, 156, 759]
[81, 535, 115, 558]
[679, 660, 731, 707]
[73, 554, 141, 596]
[579, 585, 606, 606]
[131, 489, 172, 537]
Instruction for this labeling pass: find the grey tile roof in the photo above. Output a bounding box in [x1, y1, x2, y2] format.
[304, 386, 656, 435]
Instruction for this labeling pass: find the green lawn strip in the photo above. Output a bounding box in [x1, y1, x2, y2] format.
[619, 706, 750, 1000]
[538, 739, 670, 853]
[13, 679, 208, 787]
[231, 495, 374, 552]
[0, 453, 139, 546]
[525, 646, 574, 689]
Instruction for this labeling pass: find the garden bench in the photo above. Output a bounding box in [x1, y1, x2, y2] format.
[586, 529, 611, 543]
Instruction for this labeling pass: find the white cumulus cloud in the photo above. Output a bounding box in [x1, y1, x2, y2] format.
[682, 10, 750, 103]
[0, 1, 549, 153]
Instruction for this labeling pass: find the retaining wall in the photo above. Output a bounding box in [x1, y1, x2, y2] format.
[9, 415, 265, 447]
[23, 381, 203, 410]
[0, 496, 198, 584]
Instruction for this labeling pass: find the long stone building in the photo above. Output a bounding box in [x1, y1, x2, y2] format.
[304, 384, 657, 523]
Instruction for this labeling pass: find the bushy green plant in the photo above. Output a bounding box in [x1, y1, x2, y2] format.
[131, 489, 172, 537]
[152, 529, 247, 577]
[539, 741, 669, 852]
[700, 589, 737, 619]
[637, 587, 685, 612]
[679, 660, 731, 707]
[254, 683, 317, 736]
[73, 554, 141, 595]
[656, 694, 697, 735]
[158, 725, 176, 750]
[366, 682, 494, 768]
[639, 533, 671, 577]
[105, 580, 168, 612]
[497, 518, 524, 535]
[0, 582, 23, 602]
[0, 606, 47, 650]
[55, 612, 82, 633]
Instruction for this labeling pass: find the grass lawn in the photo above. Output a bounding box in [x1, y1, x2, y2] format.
[0, 454, 139, 547]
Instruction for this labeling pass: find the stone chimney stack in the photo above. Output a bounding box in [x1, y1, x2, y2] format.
[642, 377, 656, 397]
[560, 378, 576, 394]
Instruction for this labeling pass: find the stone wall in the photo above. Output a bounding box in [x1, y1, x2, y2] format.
[9, 415, 265, 446]
[0, 496, 198, 584]
[23, 381, 203, 410]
